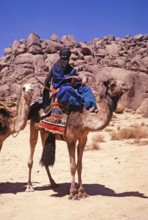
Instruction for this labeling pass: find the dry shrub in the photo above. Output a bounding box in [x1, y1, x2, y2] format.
[105, 127, 114, 132]
[92, 134, 104, 142]
[85, 143, 100, 151]
[141, 122, 145, 126]
[85, 134, 104, 151]
[91, 142, 100, 150]
[111, 125, 148, 140]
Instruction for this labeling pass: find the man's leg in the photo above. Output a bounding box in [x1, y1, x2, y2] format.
[43, 88, 50, 109]
[56, 86, 83, 107]
[77, 86, 97, 111]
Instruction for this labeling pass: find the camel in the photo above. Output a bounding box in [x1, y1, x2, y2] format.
[27, 77, 129, 199]
[0, 83, 34, 151]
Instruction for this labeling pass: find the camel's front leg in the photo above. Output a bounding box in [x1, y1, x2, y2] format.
[26, 121, 38, 192]
[77, 136, 88, 198]
[40, 131, 58, 187]
[67, 141, 78, 199]
[0, 141, 3, 151]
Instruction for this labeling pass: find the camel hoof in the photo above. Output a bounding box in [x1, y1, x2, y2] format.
[68, 195, 73, 200]
[68, 194, 79, 200]
[78, 192, 89, 199]
[25, 184, 34, 192]
[81, 193, 89, 199]
[74, 195, 80, 200]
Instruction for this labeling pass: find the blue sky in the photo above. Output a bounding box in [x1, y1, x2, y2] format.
[0, 0, 148, 57]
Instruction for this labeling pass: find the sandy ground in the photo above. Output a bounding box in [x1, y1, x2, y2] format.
[0, 112, 148, 220]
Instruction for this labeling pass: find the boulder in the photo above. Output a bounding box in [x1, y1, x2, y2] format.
[61, 35, 77, 46]
[105, 43, 121, 56]
[0, 32, 148, 116]
[27, 32, 42, 54]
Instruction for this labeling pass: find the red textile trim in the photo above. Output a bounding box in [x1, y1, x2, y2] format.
[38, 121, 65, 135]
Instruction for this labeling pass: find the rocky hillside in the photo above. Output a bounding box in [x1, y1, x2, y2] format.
[0, 32, 148, 116]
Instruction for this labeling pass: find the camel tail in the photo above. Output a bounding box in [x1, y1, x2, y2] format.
[40, 133, 56, 167]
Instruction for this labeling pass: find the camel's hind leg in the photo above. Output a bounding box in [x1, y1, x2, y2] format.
[26, 120, 38, 192]
[67, 140, 78, 199]
[40, 131, 58, 187]
[77, 136, 88, 198]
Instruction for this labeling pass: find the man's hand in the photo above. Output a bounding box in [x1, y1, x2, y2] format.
[69, 75, 81, 80]
[70, 76, 78, 86]
[66, 75, 81, 86]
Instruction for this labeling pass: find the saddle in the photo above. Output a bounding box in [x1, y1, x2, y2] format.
[38, 101, 69, 135]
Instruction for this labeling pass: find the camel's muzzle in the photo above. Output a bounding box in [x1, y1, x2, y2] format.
[122, 85, 129, 93]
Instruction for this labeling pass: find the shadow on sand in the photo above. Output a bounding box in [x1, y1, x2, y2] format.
[47, 182, 148, 199]
[0, 182, 27, 194]
[1, 181, 147, 199]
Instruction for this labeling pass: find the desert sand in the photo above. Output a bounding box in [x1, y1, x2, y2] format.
[0, 112, 148, 220]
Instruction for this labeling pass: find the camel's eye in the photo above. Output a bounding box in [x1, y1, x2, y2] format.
[110, 83, 116, 88]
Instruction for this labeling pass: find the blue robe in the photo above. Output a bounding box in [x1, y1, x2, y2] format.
[51, 60, 97, 109]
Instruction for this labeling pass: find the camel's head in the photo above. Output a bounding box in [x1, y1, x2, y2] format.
[22, 83, 34, 98]
[103, 78, 129, 97]
[100, 78, 129, 111]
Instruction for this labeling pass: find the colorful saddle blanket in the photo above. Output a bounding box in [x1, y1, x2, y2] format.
[38, 102, 68, 135]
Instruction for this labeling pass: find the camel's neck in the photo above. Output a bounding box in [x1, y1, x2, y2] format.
[84, 95, 118, 131]
[12, 94, 32, 132]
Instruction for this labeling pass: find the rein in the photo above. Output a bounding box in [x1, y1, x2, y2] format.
[12, 120, 19, 138]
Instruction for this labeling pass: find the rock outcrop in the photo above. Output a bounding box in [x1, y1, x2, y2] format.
[0, 32, 148, 116]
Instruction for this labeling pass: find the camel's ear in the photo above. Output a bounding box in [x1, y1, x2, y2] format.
[103, 78, 115, 87]
[103, 80, 108, 87]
